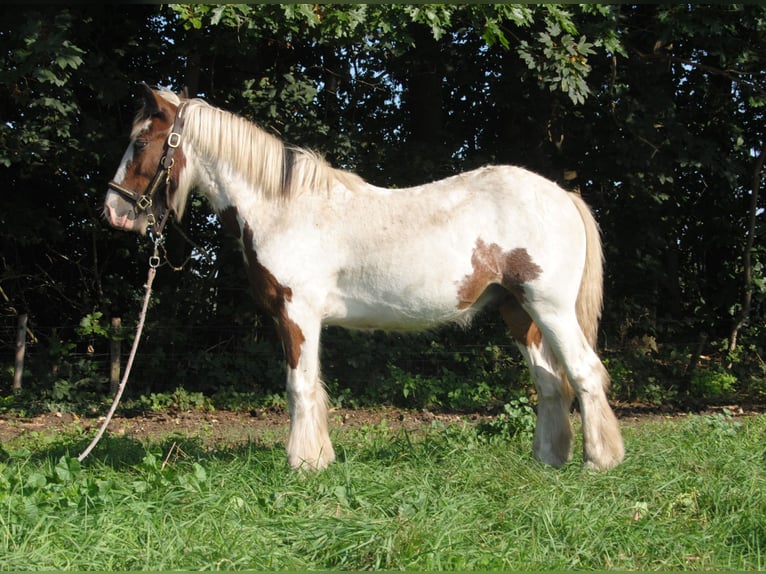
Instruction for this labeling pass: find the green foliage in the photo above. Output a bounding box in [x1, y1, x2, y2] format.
[517, 16, 596, 104]
[134, 387, 212, 413]
[2, 4, 766, 408]
[476, 396, 537, 442]
[382, 358, 518, 412]
[684, 408, 743, 439]
[76, 312, 109, 339]
[0, 10, 84, 168]
[690, 368, 738, 400]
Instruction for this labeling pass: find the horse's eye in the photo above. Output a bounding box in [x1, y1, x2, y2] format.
[134, 140, 149, 152]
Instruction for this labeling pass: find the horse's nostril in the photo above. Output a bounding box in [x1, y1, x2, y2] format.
[103, 201, 136, 230]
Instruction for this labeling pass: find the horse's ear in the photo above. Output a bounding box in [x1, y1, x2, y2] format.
[139, 82, 162, 118]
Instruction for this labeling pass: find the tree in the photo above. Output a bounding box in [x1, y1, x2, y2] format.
[2, 3, 765, 404]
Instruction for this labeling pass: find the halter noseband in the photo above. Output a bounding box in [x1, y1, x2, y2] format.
[108, 101, 188, 236]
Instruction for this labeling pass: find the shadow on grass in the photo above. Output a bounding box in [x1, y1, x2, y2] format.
[2, 432, 281, 471]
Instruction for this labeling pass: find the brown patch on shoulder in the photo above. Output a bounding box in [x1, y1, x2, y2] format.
[242, 222, 305, 369]
[457, 239, 543, 310]
[219, 206, 241, 239]
[500, 297, 542, 347]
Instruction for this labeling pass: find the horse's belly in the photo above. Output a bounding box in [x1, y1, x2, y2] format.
[323, 266, 481, 331]
[323, 298, 469, 331]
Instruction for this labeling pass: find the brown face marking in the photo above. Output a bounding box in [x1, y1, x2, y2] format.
[242, 222, 305, 369]
[457, 239, 543, 310]
[119, 93, 186, 219]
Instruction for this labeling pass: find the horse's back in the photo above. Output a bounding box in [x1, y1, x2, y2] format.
[317, 165, 586, 329]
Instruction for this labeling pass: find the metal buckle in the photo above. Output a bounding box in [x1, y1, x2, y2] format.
[167, 132, 182, 148]
[137, 195, 153, 211]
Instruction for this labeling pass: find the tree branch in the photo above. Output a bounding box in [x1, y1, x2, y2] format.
[629, 44, 766, 97]
[729, 142, 765, 353]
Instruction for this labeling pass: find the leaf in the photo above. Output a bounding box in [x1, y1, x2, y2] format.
[210, 5, 227, 27]
[54, 456, 81, 483]
[25, 472, 47, 489]
[482, 20, 509, 49]
[192, 462, 207, 483]
[54, 42, 85, 70]
[34, 68, 66, 87]
[333, 485, 349, 506]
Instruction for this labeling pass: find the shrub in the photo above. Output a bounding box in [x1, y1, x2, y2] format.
[476, 396, 536, 441]
[690, 368, 737, 400]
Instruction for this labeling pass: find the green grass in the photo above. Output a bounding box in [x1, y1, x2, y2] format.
[1, 412, 765, 570]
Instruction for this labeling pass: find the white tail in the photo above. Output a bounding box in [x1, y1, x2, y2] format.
[570, 193, 604, 350]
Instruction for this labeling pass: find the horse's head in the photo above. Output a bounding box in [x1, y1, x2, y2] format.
[104, 84, 190, 235]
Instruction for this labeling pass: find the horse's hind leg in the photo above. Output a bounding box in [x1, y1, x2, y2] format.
[529, 307, 624, 470]
[500, 300, 574, 467]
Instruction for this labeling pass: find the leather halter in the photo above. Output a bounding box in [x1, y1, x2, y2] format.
[108, 101, 188, 236]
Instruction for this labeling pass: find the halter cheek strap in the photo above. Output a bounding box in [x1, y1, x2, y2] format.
[108, 101, 188, 234]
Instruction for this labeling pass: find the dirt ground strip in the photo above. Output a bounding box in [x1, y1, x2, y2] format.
[0, 406, 482, 449]
[1, 402, 763, 450]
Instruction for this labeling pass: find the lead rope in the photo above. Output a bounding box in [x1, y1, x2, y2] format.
[78, 218, 170, 461]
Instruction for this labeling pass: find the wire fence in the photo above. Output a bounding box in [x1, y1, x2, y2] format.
[1, 311, 741, 398]
[0, 318, 714, 354]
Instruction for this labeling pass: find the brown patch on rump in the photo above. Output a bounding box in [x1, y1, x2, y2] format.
[500, 297, 542, 347]
[457, 239, 543, 310]
[242, 222, 305, 369]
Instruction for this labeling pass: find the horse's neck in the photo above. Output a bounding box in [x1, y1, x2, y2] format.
[186, 131, 430, 238]
[184, 147, 261, 221]
[189, 149, 334, 241]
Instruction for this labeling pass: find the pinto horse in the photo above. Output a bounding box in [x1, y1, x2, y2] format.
[104, 86, 624, 471]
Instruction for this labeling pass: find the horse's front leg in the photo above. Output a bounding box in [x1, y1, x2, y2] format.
[278, 313, 335, 470]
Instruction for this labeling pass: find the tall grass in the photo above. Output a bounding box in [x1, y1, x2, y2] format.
[1, 411, 764, 570]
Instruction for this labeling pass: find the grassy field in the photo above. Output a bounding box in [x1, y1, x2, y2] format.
[0, 410, 764, 570]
